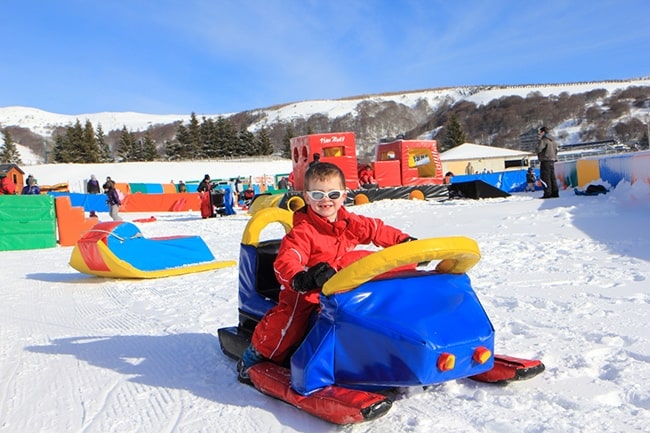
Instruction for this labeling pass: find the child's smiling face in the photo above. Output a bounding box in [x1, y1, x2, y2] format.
[304, 175, 346, 222]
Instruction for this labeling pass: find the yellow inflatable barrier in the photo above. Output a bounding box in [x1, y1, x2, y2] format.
[247, 194, 283, 215]
[248, 192, 306, 215]
[284, 195, 305, 211]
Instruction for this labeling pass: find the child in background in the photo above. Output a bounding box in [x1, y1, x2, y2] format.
[525, 167, 536, 192]
[237, 162, 415, 382]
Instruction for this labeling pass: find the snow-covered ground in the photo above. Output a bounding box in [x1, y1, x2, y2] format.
[1, 160, 649, 433]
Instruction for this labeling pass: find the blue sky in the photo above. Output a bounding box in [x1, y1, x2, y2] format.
[2, 0, 649, 115]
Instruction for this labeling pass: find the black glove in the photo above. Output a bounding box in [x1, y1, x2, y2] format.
[400, 236, 417, 243]
[292, 262, 336, 293]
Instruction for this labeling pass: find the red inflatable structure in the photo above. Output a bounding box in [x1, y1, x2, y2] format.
[288, 132, 448, 203]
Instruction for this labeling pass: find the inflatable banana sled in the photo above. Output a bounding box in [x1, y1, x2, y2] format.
[69, 221, 235, 278]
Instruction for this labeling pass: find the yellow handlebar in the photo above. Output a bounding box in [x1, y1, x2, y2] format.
[322, 237, 481, 296]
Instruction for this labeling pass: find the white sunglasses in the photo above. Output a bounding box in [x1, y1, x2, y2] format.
[305, 190, 345, 201]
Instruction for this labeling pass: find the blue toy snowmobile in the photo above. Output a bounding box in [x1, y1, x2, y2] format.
[218, 207, 544, 424]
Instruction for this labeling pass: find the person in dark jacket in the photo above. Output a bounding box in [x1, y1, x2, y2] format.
[536, 126, 559, 198]
[104, 181, 122, 221]
[197, 174, 212, 192]
[309, 153, 321, 167]
[443, 171, 454, 185]
[21, 176, 41, 195]
[236, 162, 415, 383]
[87, 175, 101, 194]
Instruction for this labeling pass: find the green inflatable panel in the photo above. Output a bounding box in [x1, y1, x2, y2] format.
[0, 195, 57, 251]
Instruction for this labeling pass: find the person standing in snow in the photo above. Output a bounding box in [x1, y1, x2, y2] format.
[197, 174, 212, 193]
[525, 167, 536, 192]
[197, 174, 214, 218]
[309, 152, 321, 167]
[104, 181, 122, 221]
[21, 176, 41, 195]
[236, 162, 416, 383]
[87, 174, 101, 194]
[536, 126, 559, 199]
[0, 172, 16, 194]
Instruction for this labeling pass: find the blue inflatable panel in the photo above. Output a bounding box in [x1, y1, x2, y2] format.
[104, 222, 216, 271]
[48, 192, 109, 212]
[599, 154, 633, 186]
[451, 170, 534, 193]
[214, 185, 237, 215]
[291, 272, 495, 395]
[148, 183, 164, 193]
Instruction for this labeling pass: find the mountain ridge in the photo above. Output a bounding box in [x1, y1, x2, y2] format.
[2, 76, 649, 162]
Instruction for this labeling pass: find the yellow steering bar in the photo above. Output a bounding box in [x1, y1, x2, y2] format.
[322, 237, 481, 296]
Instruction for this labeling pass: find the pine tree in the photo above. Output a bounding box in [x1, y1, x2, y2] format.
[442, 114, 467, 152]
[164, 139, 183, 161]
[52, 133, 67, 163]
[82, 120, 101, 163]
[224, 118, 240, 158]
[281, 125, 294, 159]
[174, 124, 192, 160]
[212, 117, 225, 158]
[238, 128, 256, 156]
[116, 126, 136, 161]
[52, 121, 84, 163]
[133, 137, 144, 161]
[256, 127, 274, 156]
[96, 124, 113, 162]
[67, 120, 86, 162]
[0, 128, 23, 164]
[200, 117, 217, 158]
[141, 131, 158, 161]
[187, 112, 201, 159]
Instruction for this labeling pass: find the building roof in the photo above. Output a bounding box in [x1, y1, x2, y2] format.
[0, 163, 25, 174]
[440, 143, 532, 160]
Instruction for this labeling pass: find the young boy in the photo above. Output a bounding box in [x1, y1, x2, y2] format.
[525, 167, 536, 192]
[238, 162, 415, 382]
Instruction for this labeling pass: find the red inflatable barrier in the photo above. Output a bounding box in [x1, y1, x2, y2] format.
[120, 193, 201, 212]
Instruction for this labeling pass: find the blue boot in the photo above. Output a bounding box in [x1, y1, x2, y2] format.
[237, 345, 264, 385]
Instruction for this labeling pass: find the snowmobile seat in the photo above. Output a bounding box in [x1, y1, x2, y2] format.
[251, 239, 282, 302]
[211, 190, 227, 216]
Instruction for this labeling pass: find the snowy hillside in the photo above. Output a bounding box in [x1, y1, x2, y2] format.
[2, 77, 649, 165]
[1, 106, 193, 138]
[3, 78, 649, 137]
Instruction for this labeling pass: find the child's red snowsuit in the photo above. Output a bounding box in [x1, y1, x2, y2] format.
[251, 205, 411, 363]
[358, 167, 375, 186]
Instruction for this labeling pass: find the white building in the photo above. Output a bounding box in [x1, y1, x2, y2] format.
[440, 143, 533, 175]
